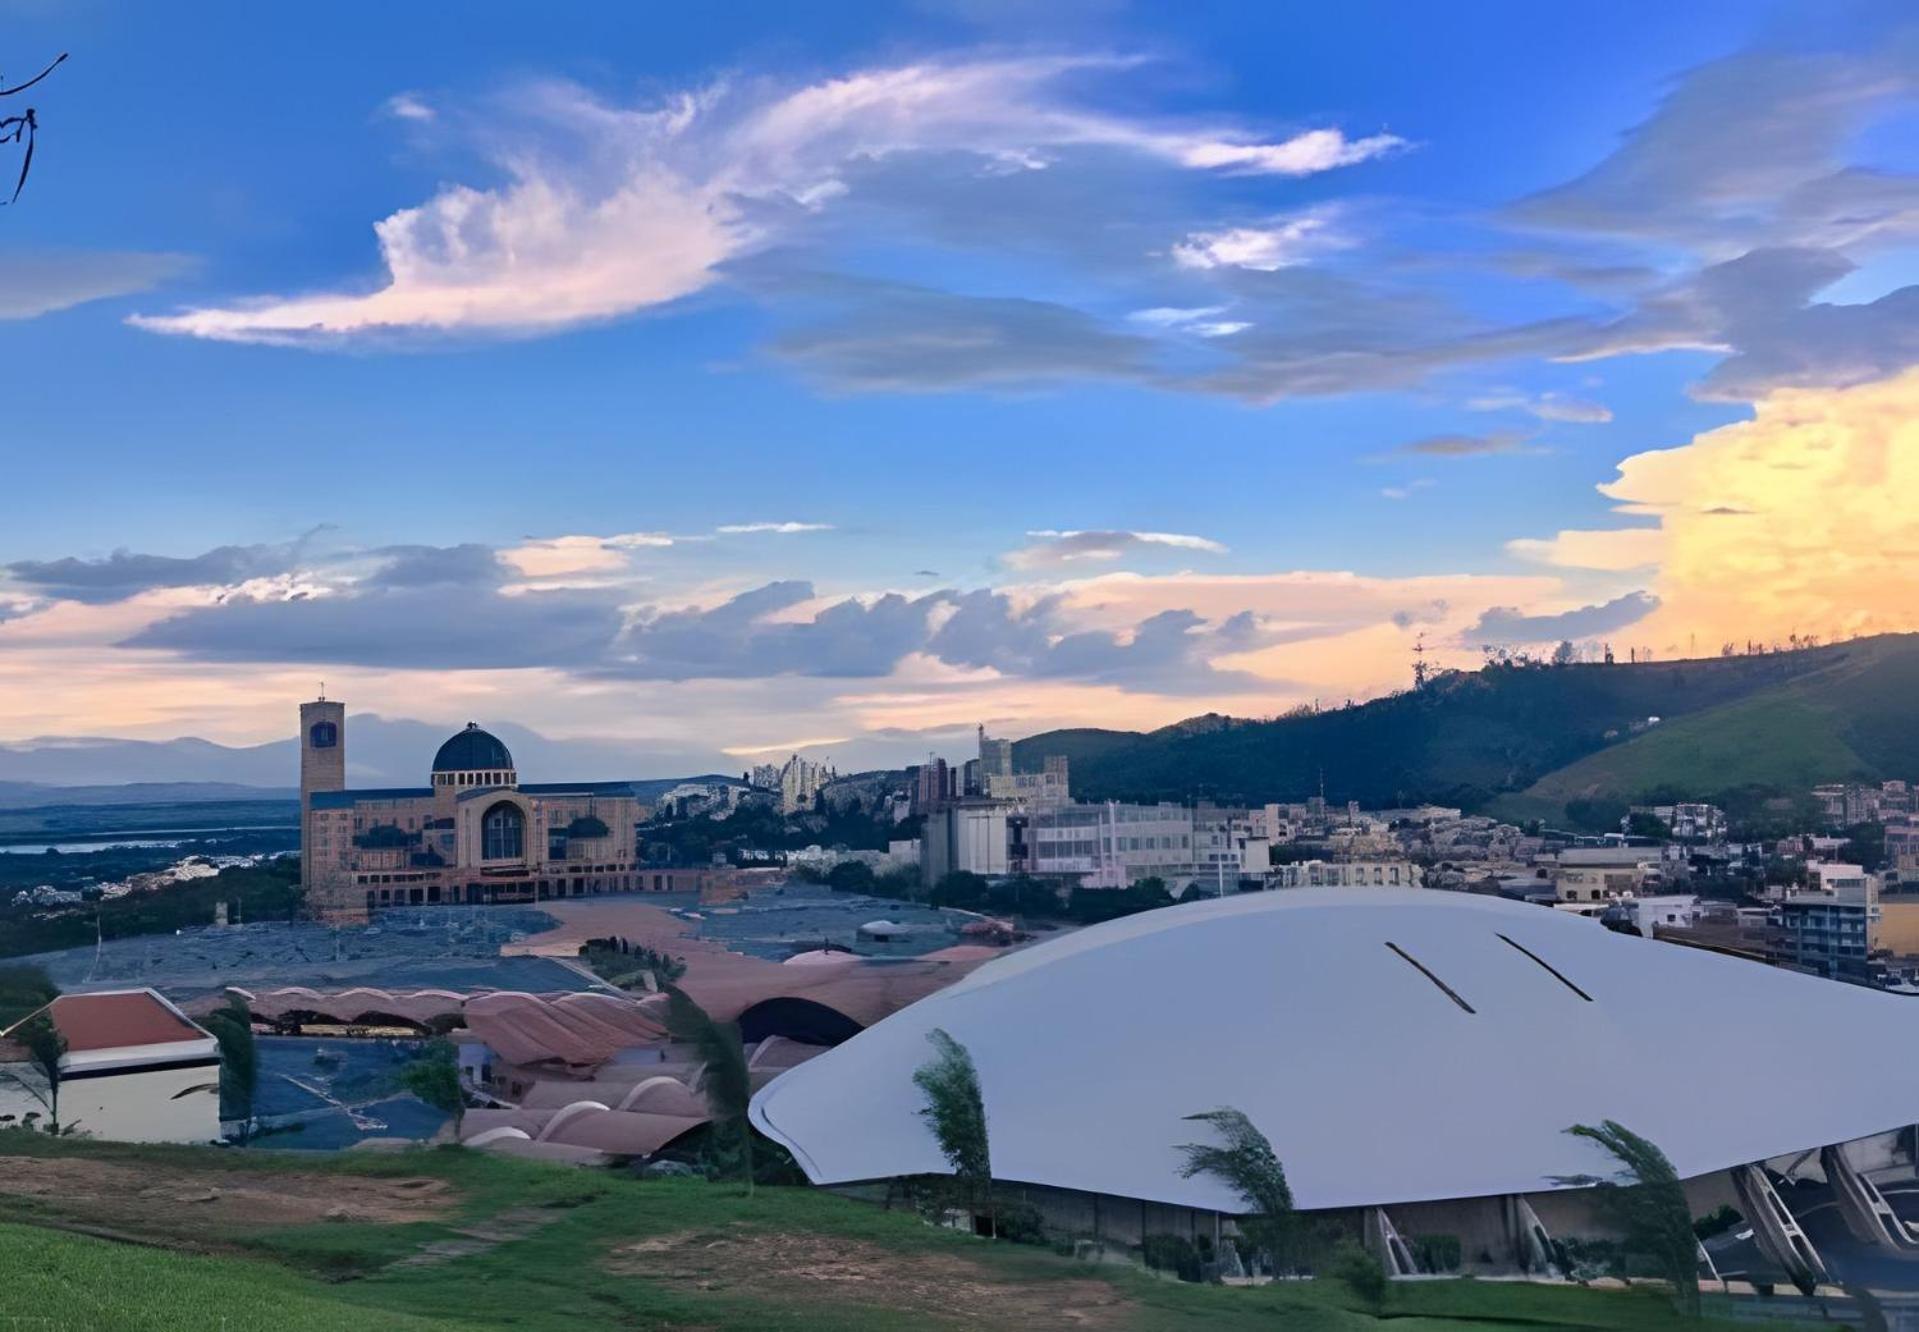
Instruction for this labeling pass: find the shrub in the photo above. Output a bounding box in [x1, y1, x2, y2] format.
[991, 1196, 1047, 1245]
[1140, 1233, 1203, 1283]
[1328, 1241, 1388, 1310]
[1414, 1232, 1461, 1272]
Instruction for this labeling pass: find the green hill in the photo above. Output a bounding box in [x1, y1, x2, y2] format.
[1012, 634, 1919, 825]
[1495, 634, 1919, 826]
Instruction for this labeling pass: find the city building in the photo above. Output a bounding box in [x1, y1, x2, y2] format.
[984, 754, 1071, 809]
[911, 758, 955, 815]
[0, 989, 221, 1143]
[921, 800, 1012, 885]
[749, 754, 838, 814]
[1026, 801, 1198, 889]
[1624, 803, 1728, 842]
[1780, 864, 1880, 981]
[976, 725, 1013, 780]
[1887, 817, 1919, 886]
[1268, 860, 1423, 889]
[1549, 846, 1660, 903]
[299, 698, 672, 922]
[752, 888, 1919, 1280]
[1603, 894, 1703, 938]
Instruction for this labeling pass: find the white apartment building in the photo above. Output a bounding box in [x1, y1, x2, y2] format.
[1606, 894, 1704, 938]
[750, 754, 839, 814]
[1268, 860, 1423, 890]
[1028, 802, 1198, 889]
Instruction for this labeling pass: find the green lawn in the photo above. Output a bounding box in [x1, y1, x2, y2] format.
[0, 1137, 1776, 1331]
[0, 1224, 470, 1332]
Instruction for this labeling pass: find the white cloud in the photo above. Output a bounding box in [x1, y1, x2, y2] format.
[1167, 127, 1404, 175]
[1506, 528, 1665, 572]
[1007, 528, 1228, 567]
[502, 532, 675, 579]
[1380, 479, 1434, 500]
[382, 92, 436, 123]
[1467, 390, 1613, 423]
[714, 521, 835, 534]
[130, 56, 1399, 345]
[1171, 208, 1350, 272]
[1127, 305, 1249, 337]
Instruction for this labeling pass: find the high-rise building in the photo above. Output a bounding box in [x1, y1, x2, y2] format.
[977, 725, 1014, 780]
[748, 754, 837, 813]
[913, 757, 953, 814]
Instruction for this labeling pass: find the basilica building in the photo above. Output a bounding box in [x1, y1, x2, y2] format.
[298, 698, 667, 921]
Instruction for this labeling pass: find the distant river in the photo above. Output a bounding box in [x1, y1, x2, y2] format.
[0, 825, 297, 855]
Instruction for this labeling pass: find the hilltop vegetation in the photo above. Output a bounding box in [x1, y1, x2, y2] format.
[0, 858, 302, 960]
[0, 1136, 1742, 1330]
[1014, 635, 1919, 828]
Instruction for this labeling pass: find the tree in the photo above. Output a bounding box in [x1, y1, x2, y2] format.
[200, 996, 258, 1129]
[1626, 811, 1672, 841]
[912, 1028, 991, 1228]
[1842, 821, 1886, 872]
[1177, 1107, 1294, 1270]
[931, 871, 990, 910]
[398, 1039, 466, 1140]
[7, 1010, 66, 1133]
[1558, 1121, 1700, 1318]
[662, 985, 754, 1192]
[0, 964, 58, 1030]
[824, 859, 876, 894]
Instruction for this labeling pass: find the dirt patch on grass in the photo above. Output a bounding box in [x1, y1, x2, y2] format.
[607, 1227, 1134, 1328]
[0, 1156, 454, 1245]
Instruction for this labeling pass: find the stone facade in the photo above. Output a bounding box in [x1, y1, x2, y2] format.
[298, 701, 657, 922]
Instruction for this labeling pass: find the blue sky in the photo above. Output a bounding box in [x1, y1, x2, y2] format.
[1, 0, 1915, 772]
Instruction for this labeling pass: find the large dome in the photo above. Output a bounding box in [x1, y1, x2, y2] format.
[751, 888, 1919, 1212]
[431, 722, 514, 774]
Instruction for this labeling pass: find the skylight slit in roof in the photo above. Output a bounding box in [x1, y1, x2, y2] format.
[1383, 941, 1475, 1014]
[1496, 932, 1594, 1001]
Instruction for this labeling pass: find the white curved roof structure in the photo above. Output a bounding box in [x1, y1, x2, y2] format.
[751, 888, 1919, 1212]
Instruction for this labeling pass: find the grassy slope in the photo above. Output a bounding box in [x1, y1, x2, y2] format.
[1013, 635, 1919, 816]
[0, 1137, 1744, 1332]
[1500, 635, 1919, 823]
[0, 1224, 469, 1332]
[1014, 643, 1875, 808]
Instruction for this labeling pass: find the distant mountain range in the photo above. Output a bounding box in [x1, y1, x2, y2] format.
[17, 637, 1919, 826]
[0, 715, 736, 794]
[1014, 633, 1919, 828]
[0, 781, 295, 811]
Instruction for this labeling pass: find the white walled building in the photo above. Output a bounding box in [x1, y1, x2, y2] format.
[1269, 860, 1423, 890]
[0, 989, 222, 1143]
[1028, 802, 1198, 888]
[922, 801, 1012, 885]
[1605, 894, 1704, 938]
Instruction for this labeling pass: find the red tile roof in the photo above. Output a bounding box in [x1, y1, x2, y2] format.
[46, 991, 206, 1052]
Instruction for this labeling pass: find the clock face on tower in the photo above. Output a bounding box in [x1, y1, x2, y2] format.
[310, 720, 339, 749]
